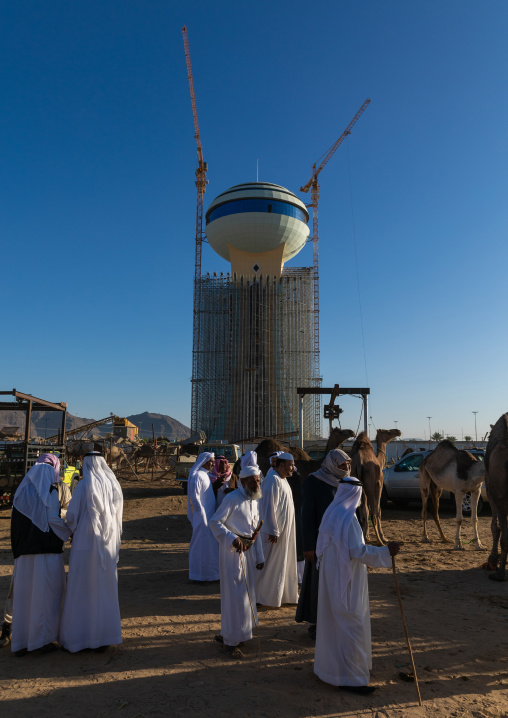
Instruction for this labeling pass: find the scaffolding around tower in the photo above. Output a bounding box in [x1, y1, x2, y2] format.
[191, 268, 321, 442]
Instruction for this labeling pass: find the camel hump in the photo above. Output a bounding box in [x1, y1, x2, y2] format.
[485, 413, 508, 468]
[352, 432, 373, 452]
[488, 414, 508, 446]
[426, 440, 483, 481]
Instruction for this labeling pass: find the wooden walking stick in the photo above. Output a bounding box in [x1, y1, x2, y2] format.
[237, 520, 264, 665]
[391, 556, 422, 706]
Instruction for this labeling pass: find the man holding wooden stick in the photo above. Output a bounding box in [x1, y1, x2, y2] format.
[314, 477, 400, 695]
[210, 466, 264, 659]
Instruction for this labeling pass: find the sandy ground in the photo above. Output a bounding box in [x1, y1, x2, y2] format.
[0, 478, 507, 718]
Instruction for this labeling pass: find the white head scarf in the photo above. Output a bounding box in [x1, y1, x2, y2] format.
[82, 453, 123, 569]
[316, 480, 363, 607]
[239, 466, 259, 479]
[313, 449, 351, 487]
[241, 451, 258, 470]
[13, 462, 56, 532]
[189, 452, 215, 481]
[187, 452, 214, 520]
[269, 451, 283, 465]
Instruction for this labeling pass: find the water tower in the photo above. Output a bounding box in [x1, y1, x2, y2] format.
[192, 181, 321, 442]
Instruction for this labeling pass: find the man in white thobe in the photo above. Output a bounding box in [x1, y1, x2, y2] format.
[210, 466, 264, 658]
[255, 453, 298, 608]
[10, 454, 68, 655]
[187, 452, 220, 582]
[59, 452, 123, 653]
[264, 451, 283, 482]
[314, 478, 400, 695]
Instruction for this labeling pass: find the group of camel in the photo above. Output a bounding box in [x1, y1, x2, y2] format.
[253, 416, 508, 583]
[66, 438, 178, 476]
[254, 426, 401, 546]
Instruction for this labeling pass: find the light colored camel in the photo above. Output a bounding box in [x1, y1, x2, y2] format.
[352, 429, 401, 545]
[419, 439, 486, 550]
[484, 414, 508, 580]
[255, 427, 355, 480]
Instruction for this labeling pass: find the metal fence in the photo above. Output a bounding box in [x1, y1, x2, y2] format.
[0, 442, 64, 498]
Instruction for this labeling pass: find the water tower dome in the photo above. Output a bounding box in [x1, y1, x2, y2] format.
[205, 182, 309, 275]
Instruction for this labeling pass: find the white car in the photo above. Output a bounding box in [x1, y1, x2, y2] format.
[382, 449, 487, 515]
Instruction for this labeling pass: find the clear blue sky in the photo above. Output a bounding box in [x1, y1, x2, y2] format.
[2, 0, 506, 440]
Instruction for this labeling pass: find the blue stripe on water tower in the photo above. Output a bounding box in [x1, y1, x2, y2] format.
[206, 198, 308, 226]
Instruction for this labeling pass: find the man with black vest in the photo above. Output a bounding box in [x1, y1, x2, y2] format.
[10, 454, 69, 656]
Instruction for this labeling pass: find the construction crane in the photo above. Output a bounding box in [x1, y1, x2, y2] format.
[300, 98, 371, 432]
[182, 26, 208, 432]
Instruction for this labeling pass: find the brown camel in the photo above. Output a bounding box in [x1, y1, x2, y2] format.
[419, 439, 486, 550]
[255, 427, 355, 479]
[66, 440, 104, 464]
[484, 414, 508, 580]
[352, 429, 401, 545]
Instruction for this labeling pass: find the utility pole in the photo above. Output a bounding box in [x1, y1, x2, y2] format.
[473, 411, 478, 444]
[427, 417, 432, 450]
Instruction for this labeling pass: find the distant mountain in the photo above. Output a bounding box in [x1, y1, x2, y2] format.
[125, 412, 190, 441]
[0, 409, 190, 441]
[0, 410, 94, 438]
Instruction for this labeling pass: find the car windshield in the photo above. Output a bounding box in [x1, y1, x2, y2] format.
[396, 454, 425, 472]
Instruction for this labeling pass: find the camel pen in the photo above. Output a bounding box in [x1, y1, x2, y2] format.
[391, 556, 422, 706]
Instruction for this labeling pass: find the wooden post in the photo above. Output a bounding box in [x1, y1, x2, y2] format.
[24, 400, 33, 475]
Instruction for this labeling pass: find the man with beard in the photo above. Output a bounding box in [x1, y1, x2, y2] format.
[210, 466, 264, 659]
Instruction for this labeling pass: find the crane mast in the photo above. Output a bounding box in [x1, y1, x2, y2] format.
[182, 26, 208, 432]
[301, 98, 370, 433]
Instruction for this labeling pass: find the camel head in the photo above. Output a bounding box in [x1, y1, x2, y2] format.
[326, 427, 356, 453]
[376, 428, 402, 445]
[329, 427, 355, 443]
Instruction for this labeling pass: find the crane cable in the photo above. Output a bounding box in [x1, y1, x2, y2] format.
[346, 137, 369, 389]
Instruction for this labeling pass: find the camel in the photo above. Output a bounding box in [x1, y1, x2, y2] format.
[484, 414, 508, 580]
[255, 427, 356, 480]
[418, 439, 486, 550]
[66, 440, 103, 464]
[351, 429, 401, 545]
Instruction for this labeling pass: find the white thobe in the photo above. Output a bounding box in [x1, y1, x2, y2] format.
[187, 469, 220, 581]
[210, 487, 264, 646]
[263, 467, 276, 482]
[11, 491, 69, 653]
[255, 472, 298, 607]
[59, 480, 122, 652]
[314, 517, 391, 687]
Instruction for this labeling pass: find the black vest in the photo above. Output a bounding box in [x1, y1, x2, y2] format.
[11, 486, 64, 559]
